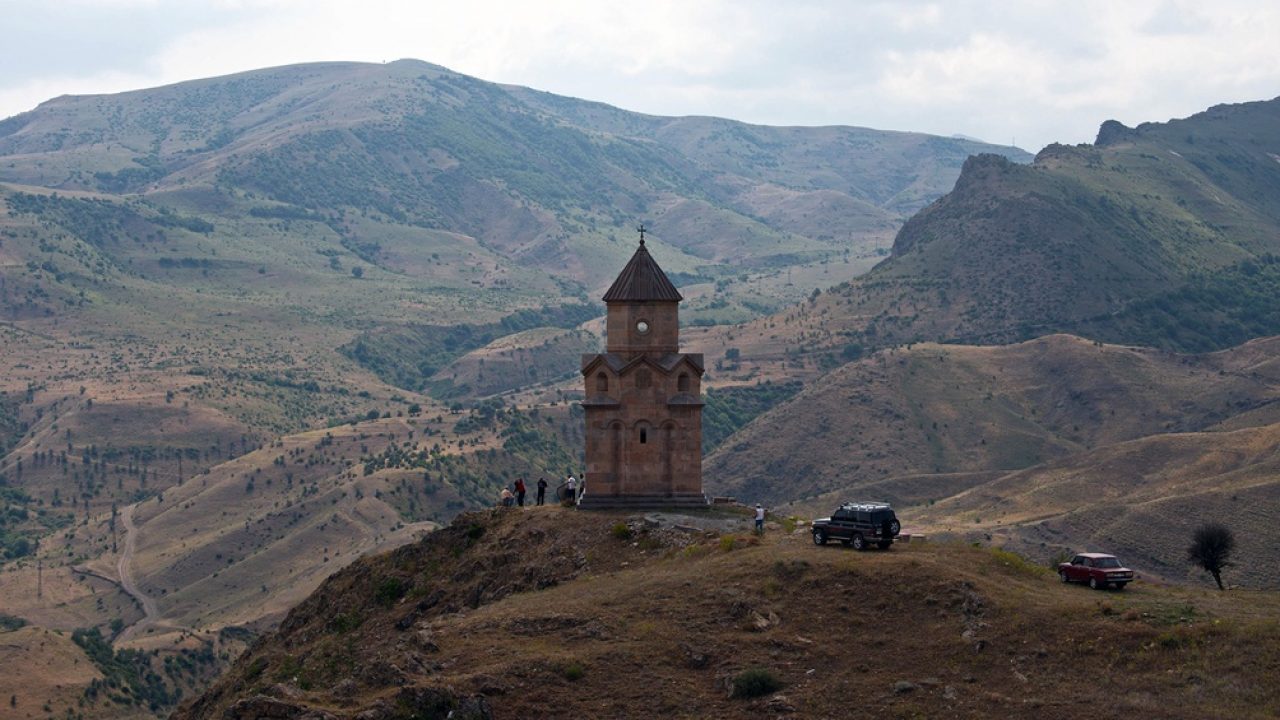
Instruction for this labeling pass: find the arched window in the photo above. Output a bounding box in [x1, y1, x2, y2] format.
[639, 428, 648, 444]
[596, 372, 608, 392]
[677, 373, 690, 392]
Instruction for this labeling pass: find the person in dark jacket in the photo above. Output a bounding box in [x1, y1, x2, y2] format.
[536, 477, 548, 506]
[515, 477, 527, 507]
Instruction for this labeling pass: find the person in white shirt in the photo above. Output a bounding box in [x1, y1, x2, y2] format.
[565, 474, 578, 503]
[754, 504, 765, 534]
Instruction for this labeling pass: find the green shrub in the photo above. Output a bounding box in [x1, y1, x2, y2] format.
[374, 578, 408, 607]
[328, 613, 362, 634]
[562, 661, 585, 681]
[611, 522, 633, 540]
[682, 545, 710, 559]
[0, 613, 28, 632]
[245, 656, 269, 680]
[731, 668, 784, 698]
[988, 547, 1048, 577]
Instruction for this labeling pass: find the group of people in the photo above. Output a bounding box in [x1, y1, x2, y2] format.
[499, 474, 582, 507]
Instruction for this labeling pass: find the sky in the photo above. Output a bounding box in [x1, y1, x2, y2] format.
[2, 0, 1279, 152]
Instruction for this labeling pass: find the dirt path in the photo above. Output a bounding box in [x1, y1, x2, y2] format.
[116, 504, 160, 642]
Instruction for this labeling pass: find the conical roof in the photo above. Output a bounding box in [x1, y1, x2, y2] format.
[602, 240, 683, 302]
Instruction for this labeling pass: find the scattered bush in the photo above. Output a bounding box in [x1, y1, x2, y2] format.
[245, 656, 269, 680]
[731, 668, 784, 698]
[328, 613, 362, 634]
[561, 661, 585, 681]
[374, 578, 408, 607]
[0, 613, 28, 632]
[988, 547, 1048, 577]
[611, 522, 633, 541]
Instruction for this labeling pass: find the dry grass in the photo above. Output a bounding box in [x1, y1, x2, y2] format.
[176, 508, 1280, 720]
[0, 627, 107, 718]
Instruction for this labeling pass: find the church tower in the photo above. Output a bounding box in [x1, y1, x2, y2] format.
[578, 231, 707, 509]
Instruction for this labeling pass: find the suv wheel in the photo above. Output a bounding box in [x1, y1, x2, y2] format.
[1089, 576, 1102, 590]
[813, 530, 827, 546]
[851, 533, 866, 551]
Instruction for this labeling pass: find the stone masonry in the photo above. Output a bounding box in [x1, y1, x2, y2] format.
[578, 235, 707, 509]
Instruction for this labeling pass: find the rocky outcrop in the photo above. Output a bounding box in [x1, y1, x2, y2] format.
[1094, 119, 1137, 146]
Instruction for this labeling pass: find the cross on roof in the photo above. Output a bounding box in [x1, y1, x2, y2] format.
[637, 224, 647, 246]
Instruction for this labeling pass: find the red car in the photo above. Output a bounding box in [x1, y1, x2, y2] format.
[1058, 553, 1135, 590]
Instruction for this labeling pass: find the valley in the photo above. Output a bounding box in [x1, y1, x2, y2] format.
[1, 58, 1278, 719]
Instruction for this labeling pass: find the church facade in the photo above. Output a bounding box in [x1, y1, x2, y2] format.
[578, 236, 707, 508]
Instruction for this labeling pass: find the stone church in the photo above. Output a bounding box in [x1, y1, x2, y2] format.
[578, 234, 707, 508]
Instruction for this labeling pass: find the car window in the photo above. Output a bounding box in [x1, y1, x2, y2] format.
[1072, 556, 1085, 565]
[1096, 557, 1121, 568]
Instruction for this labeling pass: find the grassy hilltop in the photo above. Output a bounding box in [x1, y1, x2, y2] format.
[172, 507, 1280, 720]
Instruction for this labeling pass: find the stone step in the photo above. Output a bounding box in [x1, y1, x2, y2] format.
[577, 494, 709, 510]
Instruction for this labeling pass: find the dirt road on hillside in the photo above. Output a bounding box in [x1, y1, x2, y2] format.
[116, 504, 160, 642]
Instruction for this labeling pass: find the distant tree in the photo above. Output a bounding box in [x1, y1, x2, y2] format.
[1187, 523, 1235, 590]
[351, 266, 364, 278]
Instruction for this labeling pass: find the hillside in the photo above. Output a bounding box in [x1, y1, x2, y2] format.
[864, 96, 1280, 348]
[0, 58, 1027, 526]
[0, 59, 1025, 310]
[6, 63, 1280, 719]
[0, 404, 581, 718]
[706, 335, 1280, 503]
[682, 96, 1280, 390]
[701, 335, 1280, 589]
[0, 60, 1024, 588]
[910, 420, 1280, 588]
[173, 507, 1280, 719]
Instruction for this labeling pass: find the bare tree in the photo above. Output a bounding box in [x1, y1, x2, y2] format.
[1187, 523, 1235, 590]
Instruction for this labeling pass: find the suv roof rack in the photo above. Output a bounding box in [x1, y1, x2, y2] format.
[840, 501, 893, 511]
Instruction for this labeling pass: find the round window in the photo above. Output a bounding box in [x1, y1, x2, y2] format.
[636, 320, 650, 334]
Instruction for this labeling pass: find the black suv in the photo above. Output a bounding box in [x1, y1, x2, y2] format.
[811, 502, 901, 550]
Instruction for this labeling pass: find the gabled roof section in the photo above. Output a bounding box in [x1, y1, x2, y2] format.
[602, 240, 683, 303]
[582, 352, 704, 377]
